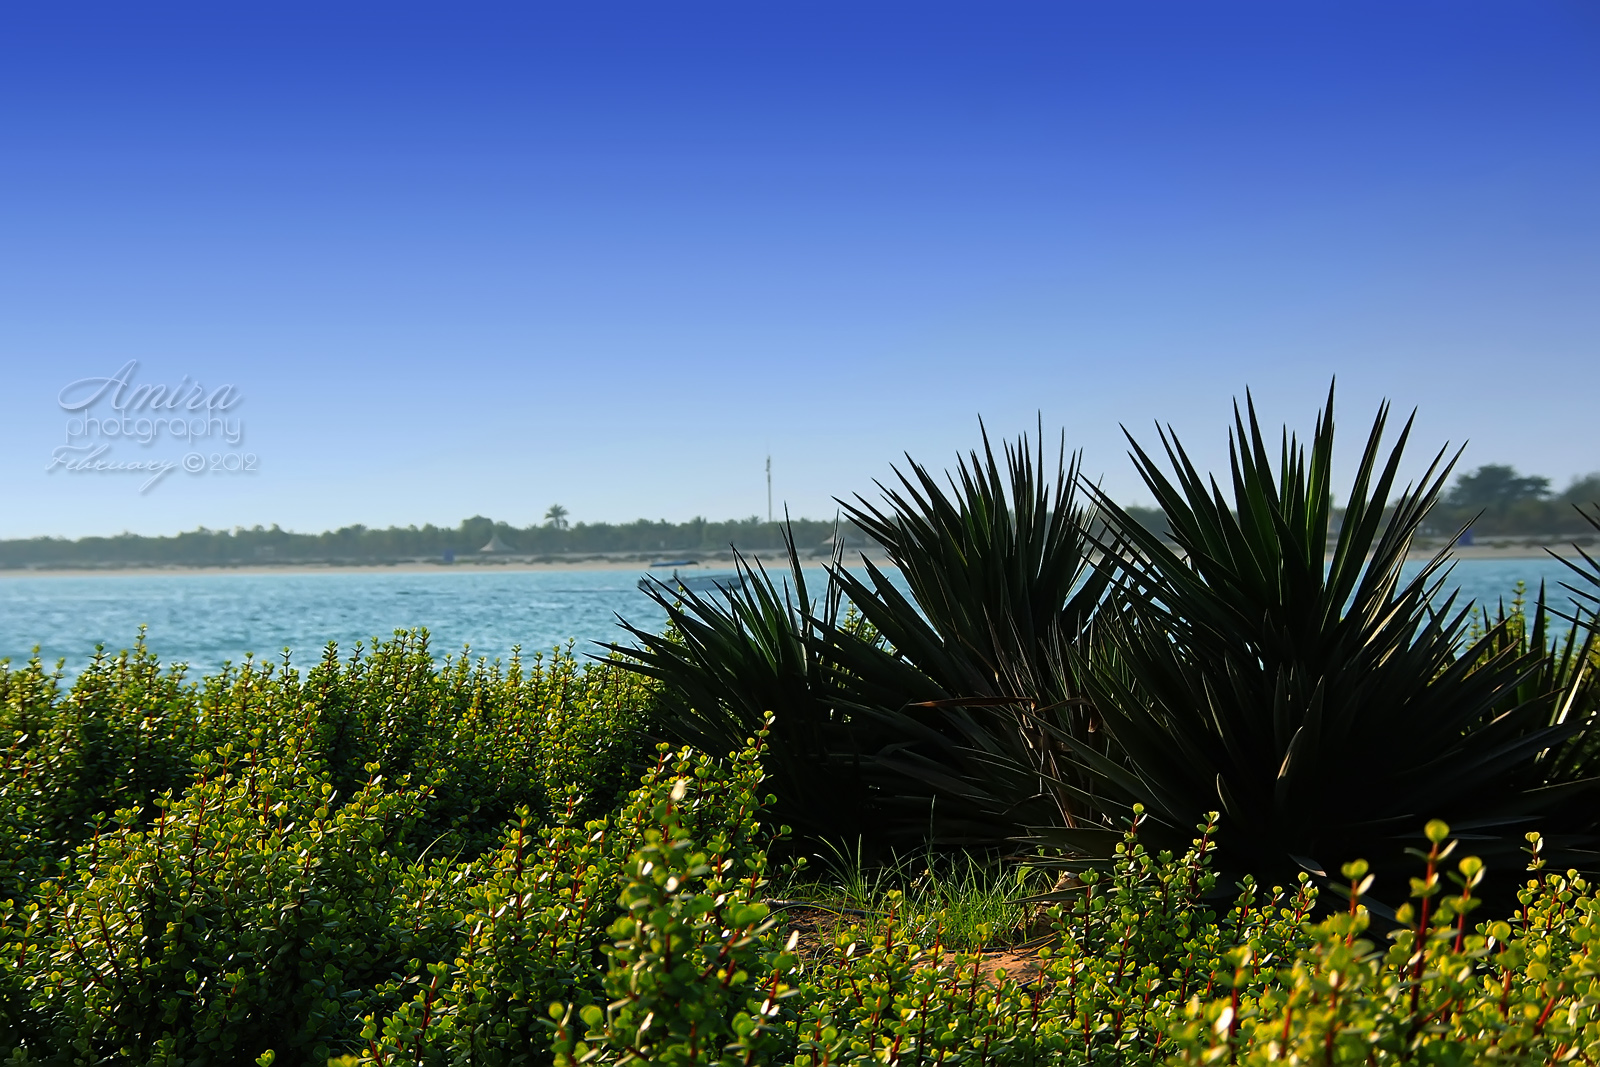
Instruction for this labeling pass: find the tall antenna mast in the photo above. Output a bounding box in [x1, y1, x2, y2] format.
[766, 455, 772, 523]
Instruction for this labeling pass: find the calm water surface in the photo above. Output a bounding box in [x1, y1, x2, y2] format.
[0, 558, 1588, 678]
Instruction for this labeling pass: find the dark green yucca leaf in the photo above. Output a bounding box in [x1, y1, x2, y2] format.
[825, 423, 1118, 841]
[1555, 504, 1600, 627]
[1078, 385, 1599, 896]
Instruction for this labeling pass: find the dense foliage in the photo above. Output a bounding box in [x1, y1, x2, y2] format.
[612, 534, 912, 851]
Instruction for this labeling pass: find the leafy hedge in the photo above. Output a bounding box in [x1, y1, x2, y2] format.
[0, 633, 656, 1062]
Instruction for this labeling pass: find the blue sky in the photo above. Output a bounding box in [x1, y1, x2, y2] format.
[4, 2, 1597, 539]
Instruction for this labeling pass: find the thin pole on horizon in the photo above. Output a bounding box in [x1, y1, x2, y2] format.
[766, 455, 772, 524]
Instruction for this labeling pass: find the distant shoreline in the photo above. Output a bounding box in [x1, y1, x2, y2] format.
[1412, 542, 1591, 562]
[0, 541, 1589, 578]
[0, 551, 861, 579]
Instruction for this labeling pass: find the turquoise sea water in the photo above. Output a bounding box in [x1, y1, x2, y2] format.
[0, 557, 1590, 678]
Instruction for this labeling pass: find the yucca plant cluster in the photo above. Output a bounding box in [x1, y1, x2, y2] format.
[621, 387, 1600, 900]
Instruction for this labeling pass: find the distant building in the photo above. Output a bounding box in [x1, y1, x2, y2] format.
[479, 533, 515, 553]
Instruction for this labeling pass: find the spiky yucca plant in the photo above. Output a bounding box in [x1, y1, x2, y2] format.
[614, 428, 1118, 852]
[824, 425, 1116, 843]
[1072, 386, 1599, 897]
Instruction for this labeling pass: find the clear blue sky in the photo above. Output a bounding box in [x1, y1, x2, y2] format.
[4, 2, 1597, 539]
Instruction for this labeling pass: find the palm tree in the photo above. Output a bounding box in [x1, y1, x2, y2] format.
[544, 504, 570, 531]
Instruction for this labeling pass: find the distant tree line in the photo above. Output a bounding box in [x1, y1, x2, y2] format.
[1421, 465, 1600, 538]
[0, 515, 874, 568]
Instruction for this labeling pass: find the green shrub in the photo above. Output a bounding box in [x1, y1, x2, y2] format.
[296, 633, 654, 852]
[1167, 825, 1600, 1064]
[767, 809, 1306, 1066]
[1, 742, 437, 1062]
[0, 634, 657, 1064]
[0, 633, 653, 891]
[550, 738, 796, 1067]
[0, 634, 224, 894]
[335, 729, 783, 1066]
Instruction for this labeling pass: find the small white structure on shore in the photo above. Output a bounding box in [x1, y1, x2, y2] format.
[479, 533, 515, 554]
